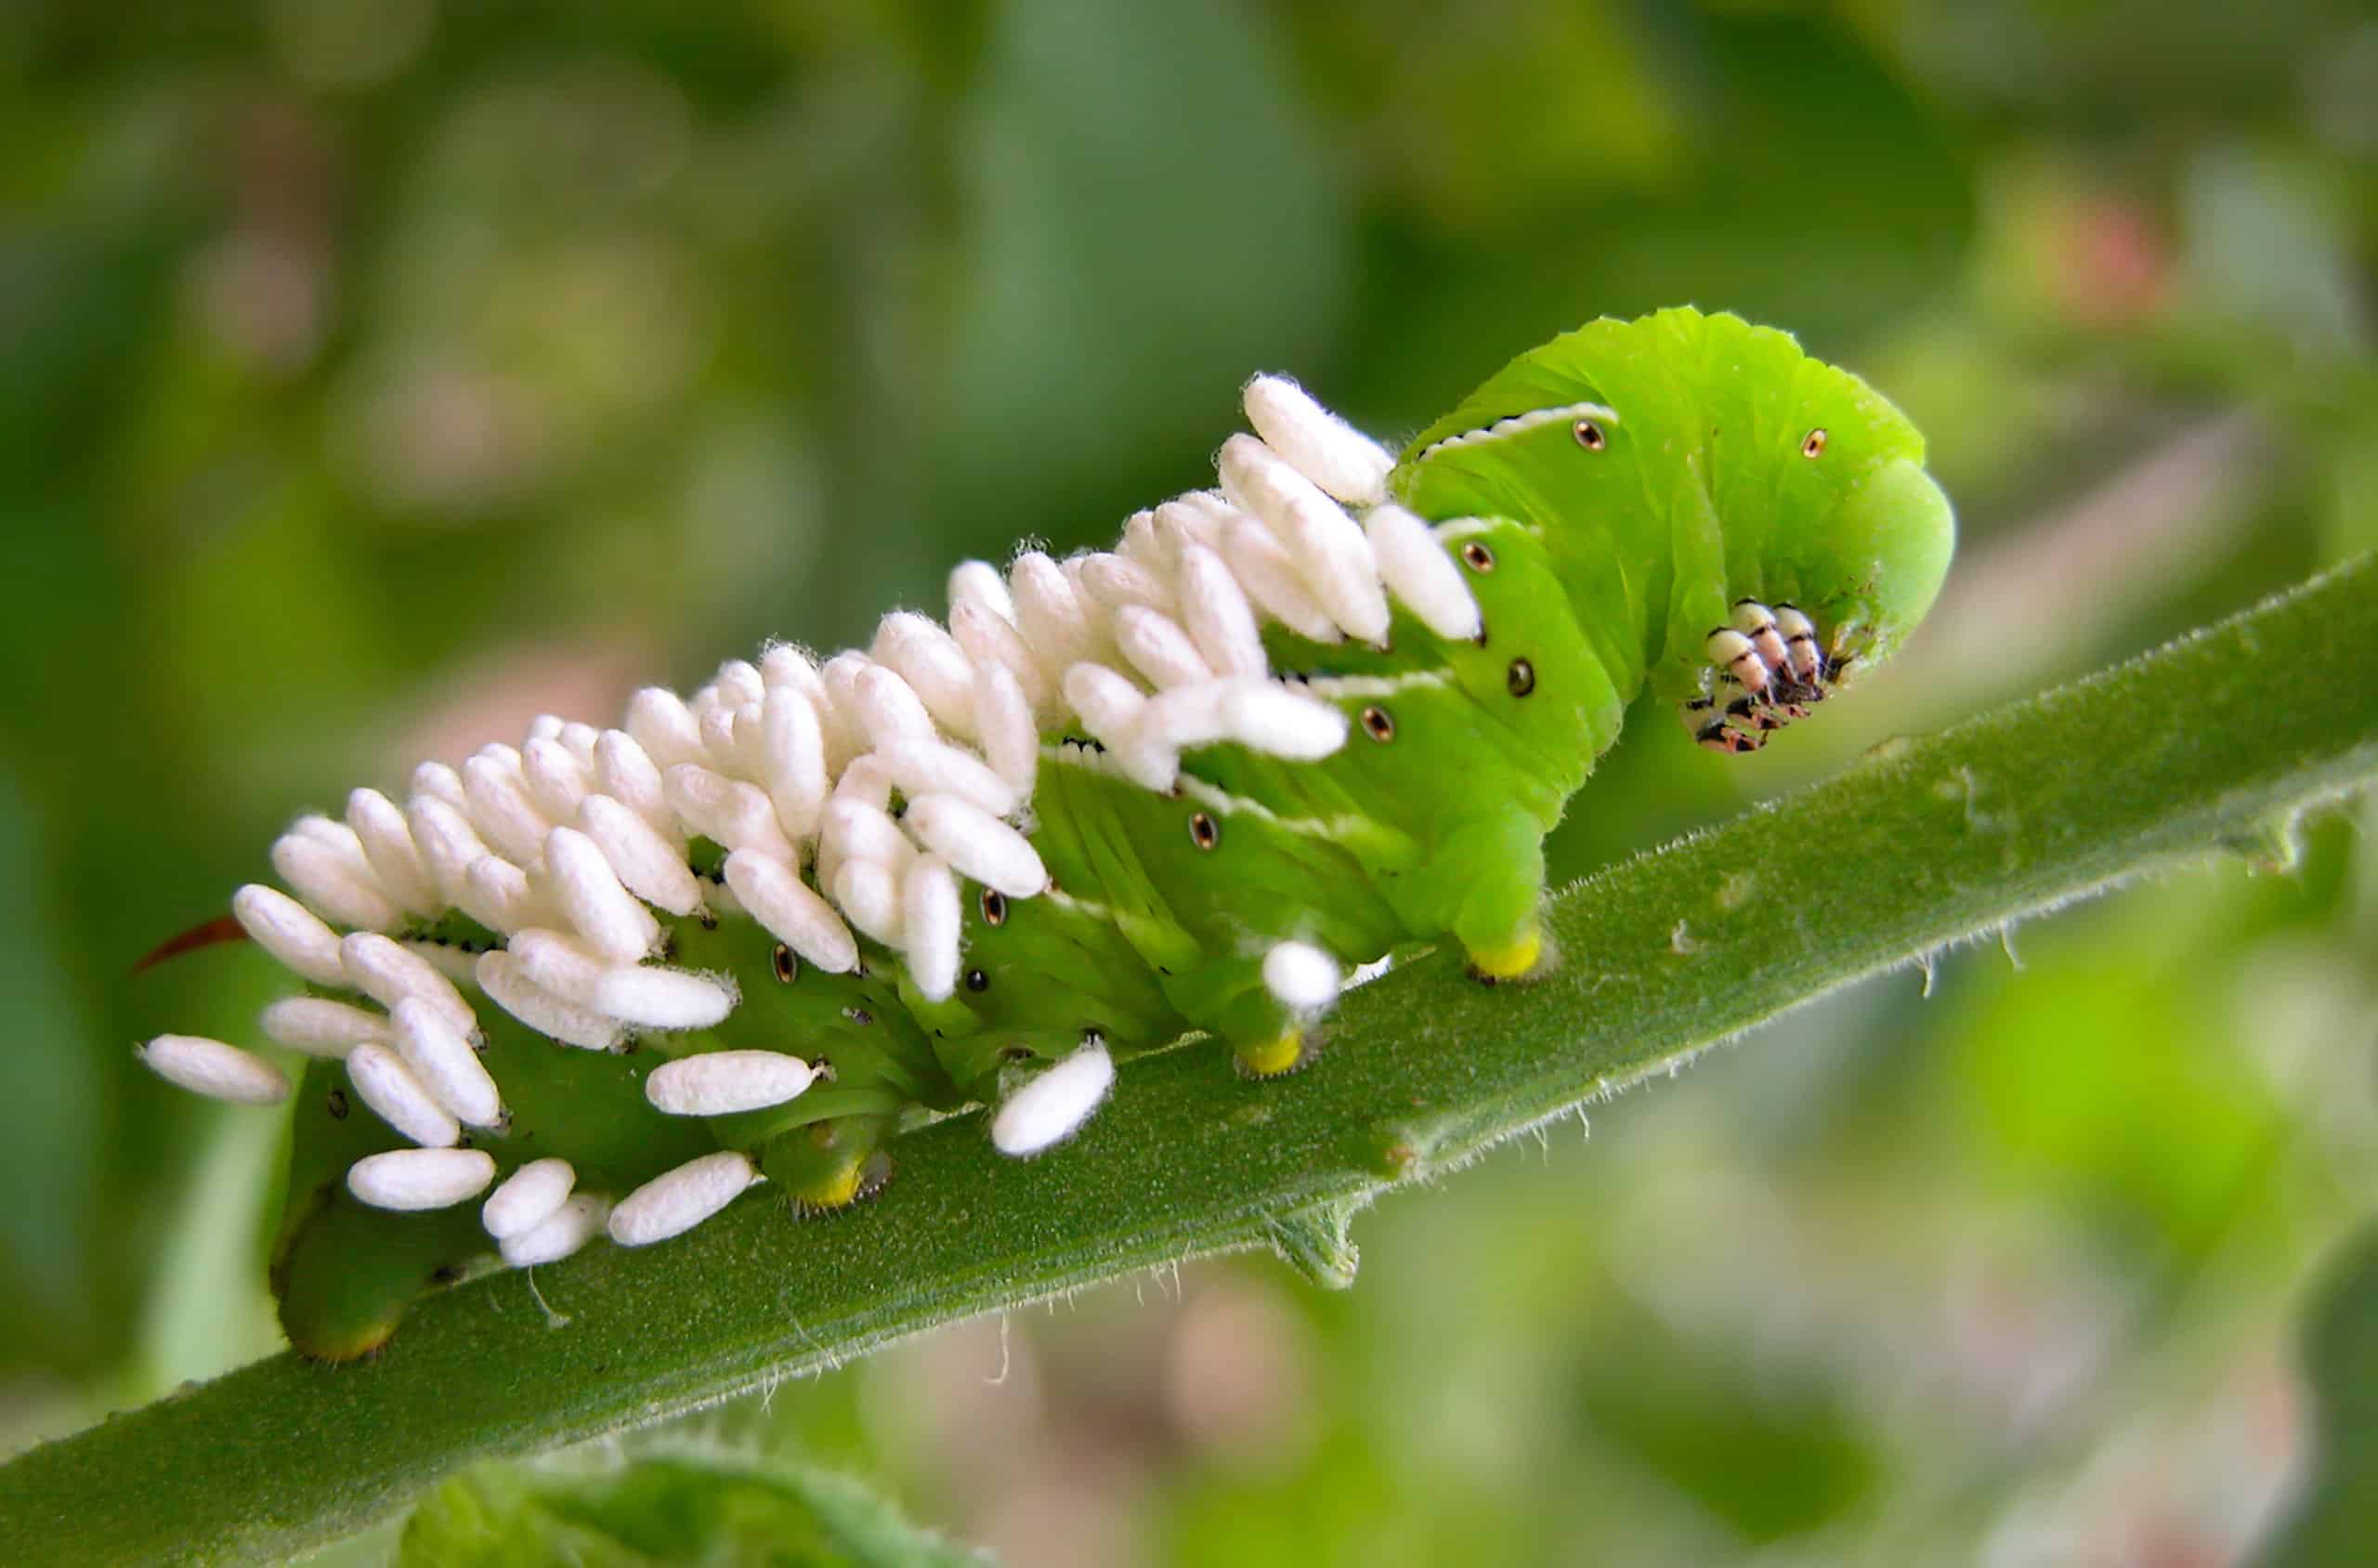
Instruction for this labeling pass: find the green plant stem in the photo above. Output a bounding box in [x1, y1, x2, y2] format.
[6, 555, 2375, 1568]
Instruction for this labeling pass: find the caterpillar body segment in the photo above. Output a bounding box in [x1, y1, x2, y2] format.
[143, 307, 1954, 1357]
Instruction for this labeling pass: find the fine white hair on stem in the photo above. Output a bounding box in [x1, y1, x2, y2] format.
[608, 1150, 758, 1247]
[260, 996, 390, 1057]
[138, 1035, 290, 1105]
[1262, 939, 1341, 1013]
[723, 849, 858, 973]
[991, 1040, 1117, 1156]
[1242, 373, 1395, 505]
[1367, 505, 1482, 642]
[482, 1157, 575, 1241]
[345, 788, 438, 918]
[339, 932, 477, 1039]
[903, 794, 1049, 899]
[346, 1147, 496, 1212]
[345, 1040, 460, 1147]
[270, 826, 400, 933]
[231, 883, 349, 988]
[644, 1051, 817, 1117]
[389, 998, 504, 1129]
[502, 1193, 612, 1268]
[476, 949, 623, 1052]
[544, 826, 660, 963]
[901, 856, 963, 1001]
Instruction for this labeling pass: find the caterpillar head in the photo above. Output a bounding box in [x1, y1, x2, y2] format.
[1393, 306, 1954, 753]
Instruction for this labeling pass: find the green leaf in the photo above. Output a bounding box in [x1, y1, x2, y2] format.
[4, 555, 2375, 1568]
[2258, 1222, 2378, 1565]
[397, 1451, 990, 1568]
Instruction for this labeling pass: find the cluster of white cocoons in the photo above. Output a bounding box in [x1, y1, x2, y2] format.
[139, 374, 1483, 1262]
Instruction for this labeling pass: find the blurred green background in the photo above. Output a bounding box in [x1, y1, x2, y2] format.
[4, 0, 2375, 1561]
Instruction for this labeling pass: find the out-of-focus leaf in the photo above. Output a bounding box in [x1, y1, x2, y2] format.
[398, 1452, 990, 1568]
[2259, 1223, 2378, 1565]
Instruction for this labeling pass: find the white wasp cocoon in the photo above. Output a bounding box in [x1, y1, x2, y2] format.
[1077, 551, 1175, 615]
[947, 558, 1017, 623]
[1224, 683, 1348, 759]
[664, 764, 793, 860]
[345, 788, 438, 917]
[850, 662, 937, 750]
[138, 1034, 289, 1105]
[339, 932, 478, 1039]
[503, 1193, 611, 1267]
[823, 798, 915, 872]
[404, 797, 493, 906]
[1174, 542, 1270, 680]
[992, 1040, 1117, 1156]
[972, 660, 1040, 795]
[260, 996, 390, 1057]
[1117, 510, 1165, 570]
[558, 721, 600, 764]
[520, 738, 592, 825]
[712, 658, 765, 711]
[1063, 661, 1146, 744]
[1151, 497, 1227, 568]
[608, 1150, 757, 1248]
[527, 713, 566, 743]
[591, 965, 737, 1031]
[645, 1050, 817, 1117]
[507, 927, 614, 1006]
[872, 611, 979, 738]
[831, 857, 907, 945]
[756, 686, 830, 840]
[270, 828, 400, 933]
[624, 686, 706, 772]
[1131, 682, 1234, 753]
[1010, 551, 1098, 684]
[578, 793, 703, 917]
[345, 1040, 461, 1147]
[593, 728, 675, 838]
[872, 737, 1019, 819]
[1111, 605, 1213, 691]
[545, 826, 660, 963]
[1219, 514, 1343, 645]
[724, 849, 858, 974]
[410, 760, 466, 808]
[903, 793, 1048, 899]
[1218, 434, 1390, 643]
[460, 747, 553, 867]
[460, 855, 552, 935]
[950, 599, 1052, 715]
[482, 1157, 576, 1240]
[902, 856, 963, 1001]
[1262, 939, 1341, 1013]
[477, 948, 623, 1052]
[1368, 505, 1483, 642]
[231, 883, 349, 988]
[346, 1147, 496, 1212]
[699, 702, 753, 777]
[1242, 373, 1396, 505]
[390, 998, 503, 1128]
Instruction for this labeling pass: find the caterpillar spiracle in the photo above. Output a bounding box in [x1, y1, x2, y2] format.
[137, 307, 1956, 1360]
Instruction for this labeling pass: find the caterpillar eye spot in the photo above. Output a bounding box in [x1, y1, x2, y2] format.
[770, 943, 798, 985]
[1460, 541, 1496, 573]
[1573, 419, 1607, 451]
[844, 1007, 874, 1026]
[1361, 705, 1395, 742]
[1801, 427, 1828, 459]
[980, 888, 1008, 926]
[1507, 658, 1536, 698]
[1189, 811, 1220, 851]
[965, 968, 990, 993]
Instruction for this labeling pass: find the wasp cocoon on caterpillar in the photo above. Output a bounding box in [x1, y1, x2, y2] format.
[137, 307, 1955, 1360]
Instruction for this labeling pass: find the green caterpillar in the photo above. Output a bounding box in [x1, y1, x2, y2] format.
[138, 307, 1954, 1360]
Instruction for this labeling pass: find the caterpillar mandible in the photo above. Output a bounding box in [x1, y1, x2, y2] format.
[137, 307, 1955, 1360]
